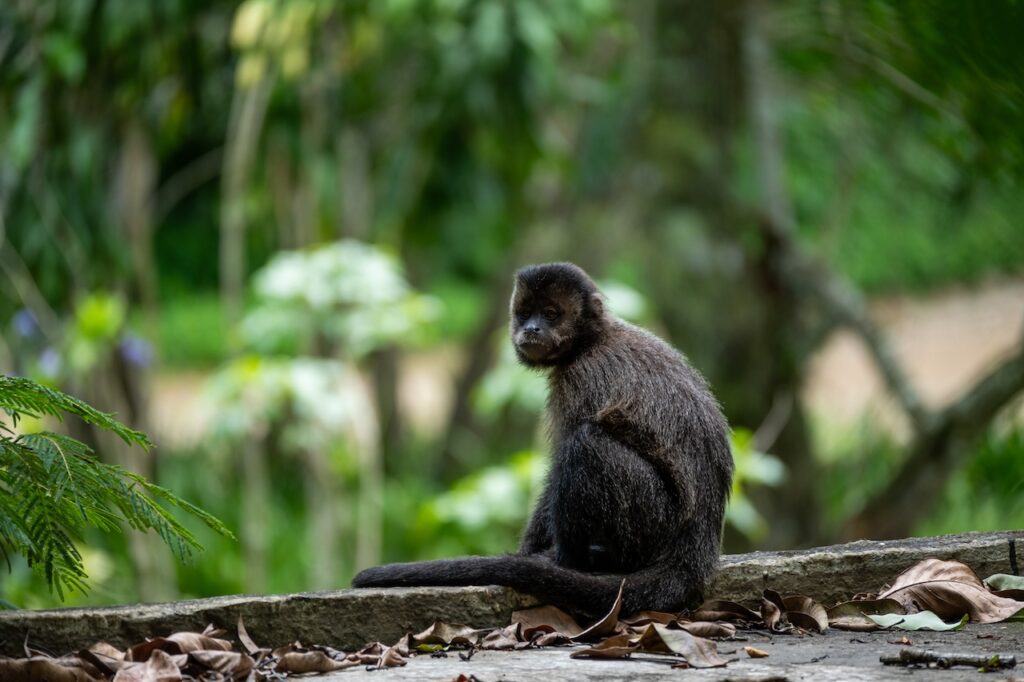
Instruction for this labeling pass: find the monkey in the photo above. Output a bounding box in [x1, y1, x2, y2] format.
[352, 262, 734, 619]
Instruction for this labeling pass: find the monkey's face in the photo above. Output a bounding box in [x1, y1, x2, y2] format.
[510, 284, 588, 367]
[510, 263, 607, 368]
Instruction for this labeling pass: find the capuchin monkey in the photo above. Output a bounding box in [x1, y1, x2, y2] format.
[353, 262, 734, 618]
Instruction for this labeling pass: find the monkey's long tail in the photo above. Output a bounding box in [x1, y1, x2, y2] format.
[351, 556, 698, 619]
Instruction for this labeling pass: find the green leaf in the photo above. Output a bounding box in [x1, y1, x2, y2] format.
[0, 376, 151, 448]
[0, 375, 231, 600]
[985, 574, 1024, 591]
[867, 612, 968, 631]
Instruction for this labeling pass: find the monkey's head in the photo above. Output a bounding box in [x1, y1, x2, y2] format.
[510, 262, 607, 367]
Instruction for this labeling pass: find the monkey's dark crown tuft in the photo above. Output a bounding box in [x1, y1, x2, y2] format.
[515, 262, 598, 295]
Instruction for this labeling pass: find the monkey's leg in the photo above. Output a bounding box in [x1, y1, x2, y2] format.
[518, 486, 554, 555]
[550, 423, 680, 574]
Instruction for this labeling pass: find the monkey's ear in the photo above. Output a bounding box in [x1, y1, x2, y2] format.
[589, 292, 605, 317]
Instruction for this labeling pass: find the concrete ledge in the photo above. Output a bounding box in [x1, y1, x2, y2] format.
[711, 530, 1021, 606]
[1, 530, 1019, 656]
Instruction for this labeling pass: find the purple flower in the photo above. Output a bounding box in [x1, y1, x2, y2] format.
[119, 334, 154, 368]
[13, 309, 37, 337]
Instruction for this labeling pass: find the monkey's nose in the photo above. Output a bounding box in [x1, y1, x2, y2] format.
[524, 323, 542, 335]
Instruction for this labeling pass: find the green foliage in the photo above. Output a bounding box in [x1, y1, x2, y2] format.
[153, 293, 229, 369]
[413, 450, 545, 558]
[727, 429, 786, 541]
[0, 376, 232, 599]
[918, 425, 1024, 537]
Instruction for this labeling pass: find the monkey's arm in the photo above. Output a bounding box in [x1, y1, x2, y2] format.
[518, 487, 554, 555]
[593, 403, 693, 512]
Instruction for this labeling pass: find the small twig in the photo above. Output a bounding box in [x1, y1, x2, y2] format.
[880, 647, 1016, 670]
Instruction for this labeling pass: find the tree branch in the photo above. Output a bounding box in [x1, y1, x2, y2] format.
[842, 338, 1024, 540]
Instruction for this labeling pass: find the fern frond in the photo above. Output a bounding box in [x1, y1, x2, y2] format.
[0, 375, 232, 599]
[0, 376, 151, 449]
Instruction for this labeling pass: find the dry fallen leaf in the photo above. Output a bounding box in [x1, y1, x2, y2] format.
[827, 598, 906, 631]
[675, 620, 737, 639]
[480, 623, 521, 650]
[113, 649, 182, 682]
[744, 646, 770, 658]
[0, 656, 103, 682]
[512, 605, 584, 638]
[879, 559, 1024, 624]
[412, 622, 483, 647]
[691, 599, 760, 623]
[619, 610, 678, 626]
[275, 650, 358, 673]
[781, 595, 829, 633]
[570, 633, 638, 659]
[573, 579, 626, 641]
[760, 596, 784, 631]
[635, 623, 728, 668]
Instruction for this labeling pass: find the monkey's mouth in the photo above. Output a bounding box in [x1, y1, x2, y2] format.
[515, 335, 551, 361]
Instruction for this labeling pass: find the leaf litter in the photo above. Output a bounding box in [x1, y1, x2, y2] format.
[0, 557, 1020, 678]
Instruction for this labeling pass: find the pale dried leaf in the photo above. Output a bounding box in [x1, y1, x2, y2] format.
[868, 611, 968, 631]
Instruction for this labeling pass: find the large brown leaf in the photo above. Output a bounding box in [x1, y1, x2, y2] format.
[879, 559, 1024, 624]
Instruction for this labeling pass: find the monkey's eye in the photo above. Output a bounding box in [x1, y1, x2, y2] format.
[542, 307, 560, 321]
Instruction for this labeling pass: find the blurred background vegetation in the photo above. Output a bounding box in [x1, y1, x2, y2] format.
[1, 0, 1023, 608]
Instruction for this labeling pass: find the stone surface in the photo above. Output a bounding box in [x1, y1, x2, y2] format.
[711, 530, 1023, 606]
[0, 530, 1019, 658]
[319, 622, 1024, 681]
[0, 586, 539, 657]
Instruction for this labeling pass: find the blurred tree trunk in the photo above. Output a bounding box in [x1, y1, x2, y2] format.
[643, 0, 822, 549]
[221, 76, 273, 328]
[78, 351, 175, 601]
[352, 378, 383, 571]
[113, 119, 159, 317]
[740, 0, 822, 548]
[304, 446, 340, 589]
[240, 436, 269, 593]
